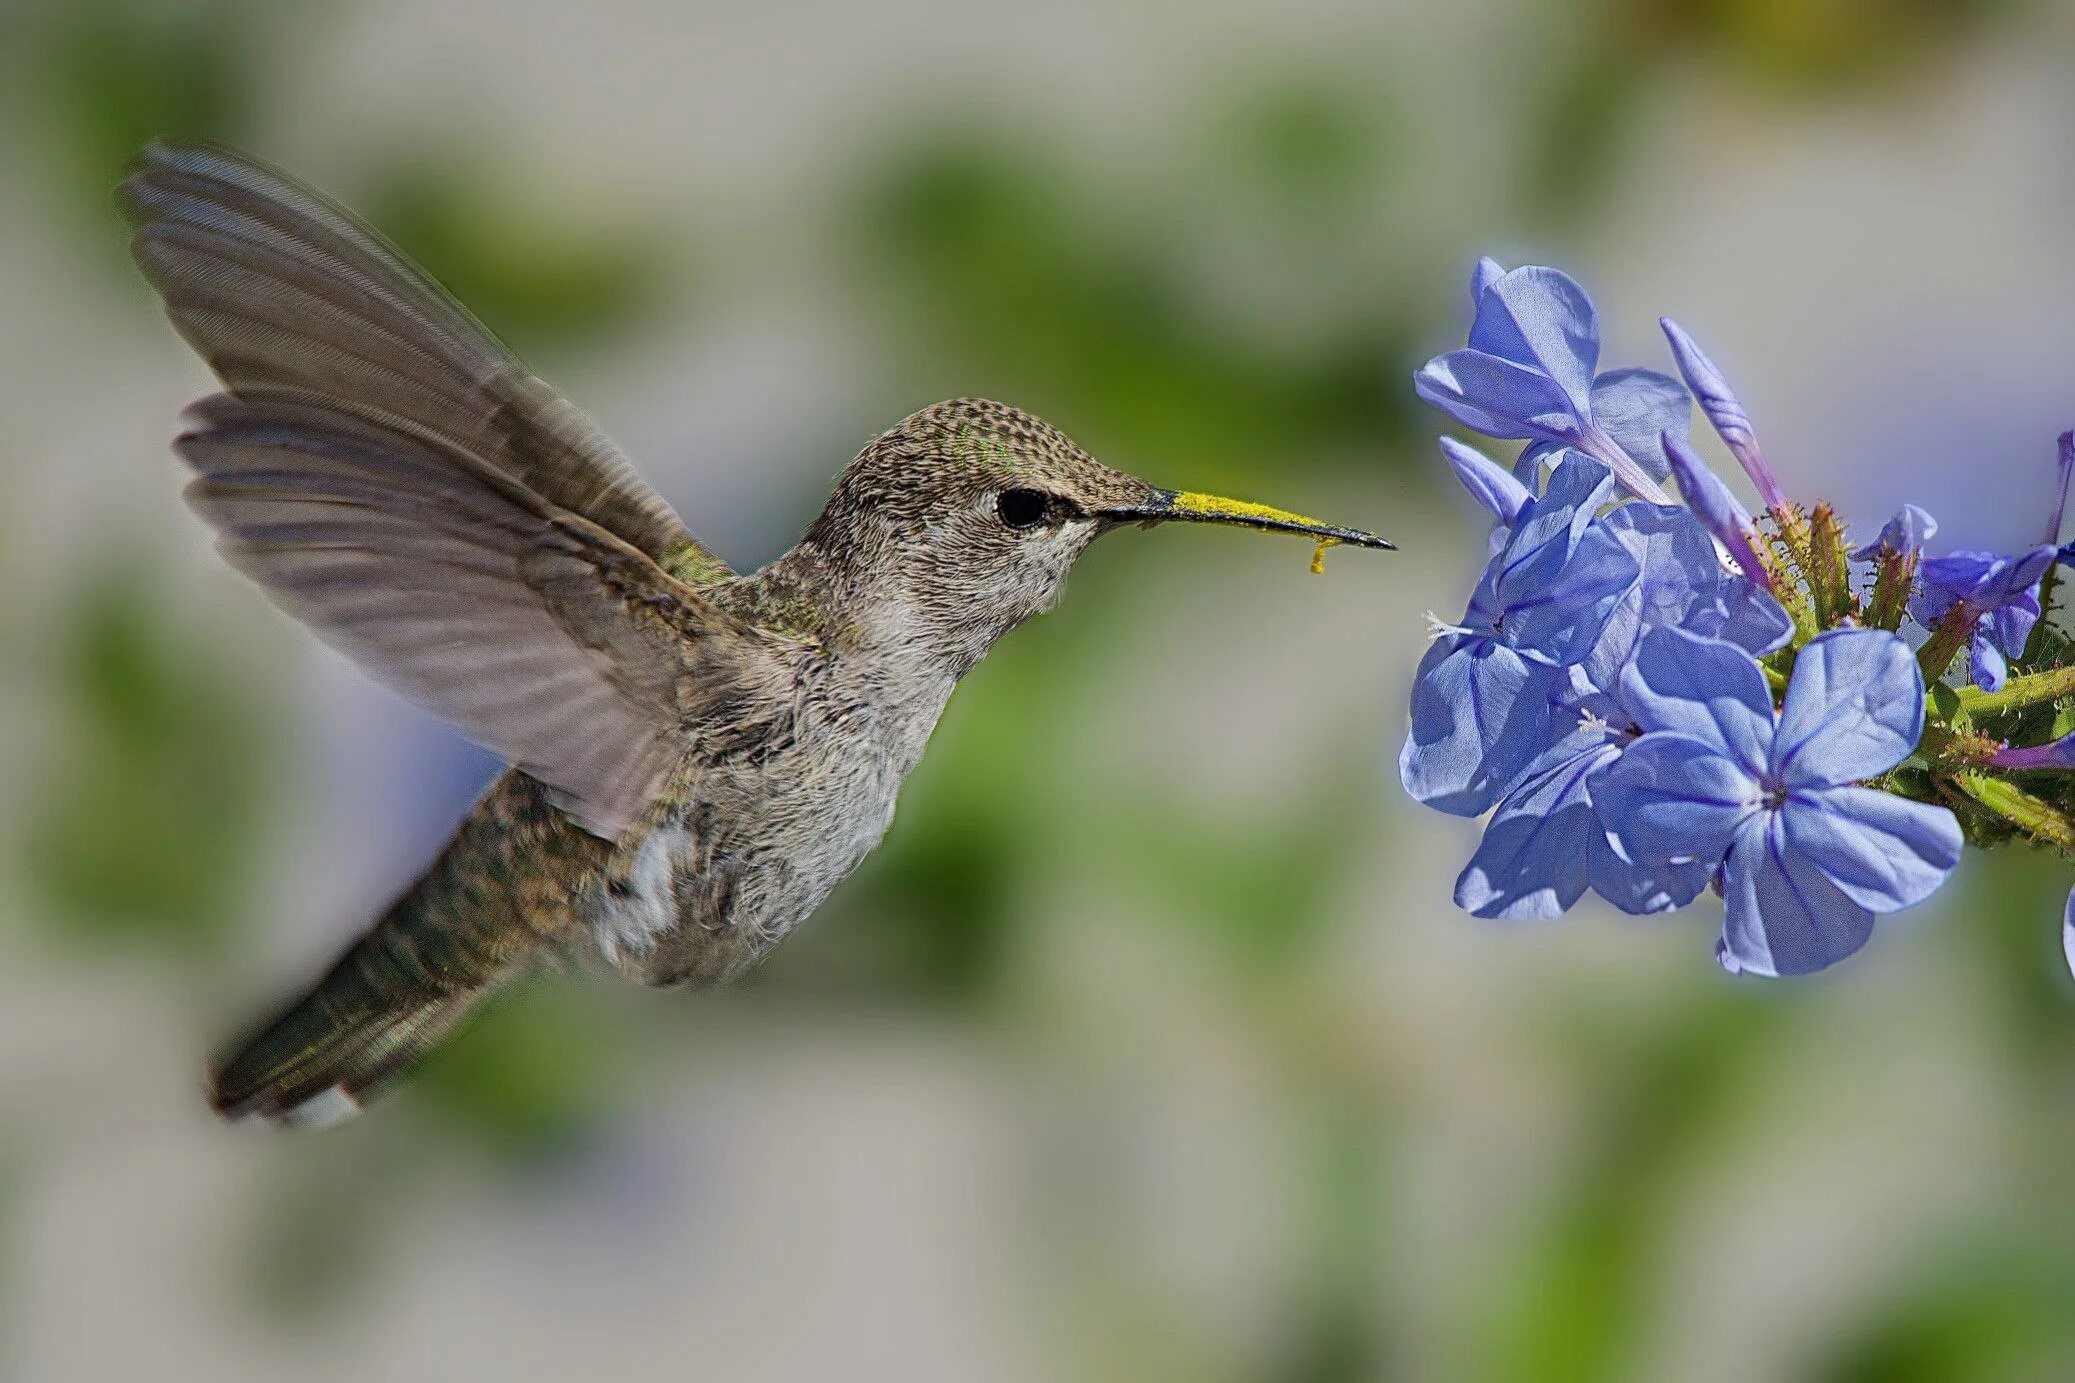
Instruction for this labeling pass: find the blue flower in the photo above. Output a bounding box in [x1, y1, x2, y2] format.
[1452, 502, 1787, 920]
[1582, 502, 1792, 694]
[1401, 456, 1637, 816]
[1453, 713, 1708, 920]
[1984, 727, 2075, 770]
[1663, 432, 1772, 591]
[1595, 627, 1962, 977]
[1416, 263, 1677, 505]
[1911, 545, 2057, 692]
[1852, 504, 1937, 562]
[1516, 368, 1694, 490]
[1439, 437, 1529, 544]
[1660, 317, 1787, 512]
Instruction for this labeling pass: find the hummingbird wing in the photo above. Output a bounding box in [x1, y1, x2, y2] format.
[174, 392, 766, 840]
[118, 139, 730, 581]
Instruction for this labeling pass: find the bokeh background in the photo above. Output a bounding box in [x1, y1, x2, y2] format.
[5, 0, 2075, 1378]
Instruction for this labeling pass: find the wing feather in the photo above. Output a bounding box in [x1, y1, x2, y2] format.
[121, 139, 725, 577]
[178, 395, 750, 839]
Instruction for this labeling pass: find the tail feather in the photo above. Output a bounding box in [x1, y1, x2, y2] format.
[208, 956, 497, 1128]
[210, 856, 541, 1127]
[209, 768, 596, 1128]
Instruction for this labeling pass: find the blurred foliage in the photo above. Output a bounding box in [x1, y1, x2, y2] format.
[17, 566, 270, 960]
[847, 128, 1416, 497]
[1275, 1103, 1392, 1383]
[360, 153, 680, 360]
[1126, 760, 1382, 984]
[1481, 989, 1788, 1383]
[412, 979, 635, 1162]
[0, 1149, 11, 1346]
[5, 0, 674, 357]
[1961, 798, 2075, 1065]
[5, 0, 284, 236]
[1815, 1235, 2075, 1383]
[1519, 0, 2020, 228]
[241, 1128, 403, 1319]
[1650, 0, 2020, 93]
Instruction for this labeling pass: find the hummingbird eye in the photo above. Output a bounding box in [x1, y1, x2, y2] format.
[995, 488, 1052, 530]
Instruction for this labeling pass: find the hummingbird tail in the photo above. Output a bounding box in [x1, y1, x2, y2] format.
[209, 869, 537, 1129]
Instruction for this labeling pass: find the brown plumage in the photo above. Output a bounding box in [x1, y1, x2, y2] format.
[121, 141, 1391, 1127]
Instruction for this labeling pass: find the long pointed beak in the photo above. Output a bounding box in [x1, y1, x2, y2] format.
[1100, 489, 1395, 558]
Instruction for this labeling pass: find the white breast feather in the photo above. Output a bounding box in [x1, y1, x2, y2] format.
[592, 822, 689, 966]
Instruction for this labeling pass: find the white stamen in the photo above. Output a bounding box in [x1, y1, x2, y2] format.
[1424, 611, 1472, 641]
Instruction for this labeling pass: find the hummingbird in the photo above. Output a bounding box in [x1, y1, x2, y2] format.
[120, 141, 1392, 1128]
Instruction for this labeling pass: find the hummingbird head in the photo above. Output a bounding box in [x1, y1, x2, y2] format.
[795, 398, 1391, 673]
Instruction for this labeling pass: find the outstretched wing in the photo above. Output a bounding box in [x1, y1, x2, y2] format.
[176, 393, 753, 840]
[121, 141, 754, 840]
[119, 139, 728, 581]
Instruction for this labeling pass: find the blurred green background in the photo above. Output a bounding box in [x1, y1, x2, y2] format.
[4, 0, 2075, 1378]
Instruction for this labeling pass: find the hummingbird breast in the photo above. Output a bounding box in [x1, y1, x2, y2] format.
[581, 651, 954, 989]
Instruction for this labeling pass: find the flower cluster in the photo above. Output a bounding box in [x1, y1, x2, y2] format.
[1402, 259, 2075, 979]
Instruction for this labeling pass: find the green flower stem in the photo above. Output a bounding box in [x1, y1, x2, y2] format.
[1953, 771, 2075, 852]
[1757, 508, 1820, 642]
[1916, 608, 1977, 684]
[1768, 503, 1814, 579]
[1917, 721, 2000, 768]
[1951, 664, 2075, 718]
[1865, 552, 1913, 632]
[1808, 504, 1854, 627]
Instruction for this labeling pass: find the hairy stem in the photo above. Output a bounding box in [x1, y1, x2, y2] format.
[1916, 608, 1978, 685]
[1952, 664, 2075, 718]
[1953, 772, 2075, 852]
[1865, 551, 1914, 632]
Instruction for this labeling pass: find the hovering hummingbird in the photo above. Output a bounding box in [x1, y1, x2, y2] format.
[120, 141, 1392, 1128]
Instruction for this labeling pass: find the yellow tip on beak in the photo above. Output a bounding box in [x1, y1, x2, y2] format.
[1101, 488, 1394, 572]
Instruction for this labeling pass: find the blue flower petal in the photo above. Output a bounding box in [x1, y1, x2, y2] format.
[1719, 811, 1876, 977]
[1593, 731, 1756, 869]
[1513, 439, 1564, 486]
[1580, 504, 1717, 693]
[1979, 597, 2041, 690]
[1468, 266, 1601, 416]
[1850, 504, 1936, 561]
[1588, 368, 1689, 482]
[1502, 524, 1640, 669]
[1588, 827, 1709, 915]
[1780, 787, 1961, 913]
[1997, 546, 2056, 601]
[1986, 727, 2075, 769]
[1399, 637, 1560, 817]
[1770, 629, 1923, 789]
[1912, 546, 2055, 631]
[1664, 430, 1751, 531]
[1536, 450, 1619, 518]
[1415, 350, 1582, 442]
[1692, 575, 1794, 657]
[1658, 317, 1781, 506]
[1439, 437, 1529, 526]
[1971, 636, 2010, 693]
[1453, 735, 1617, 920]
[1620, 628, 1775, 774]
[1470, 256, 1507, 303]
